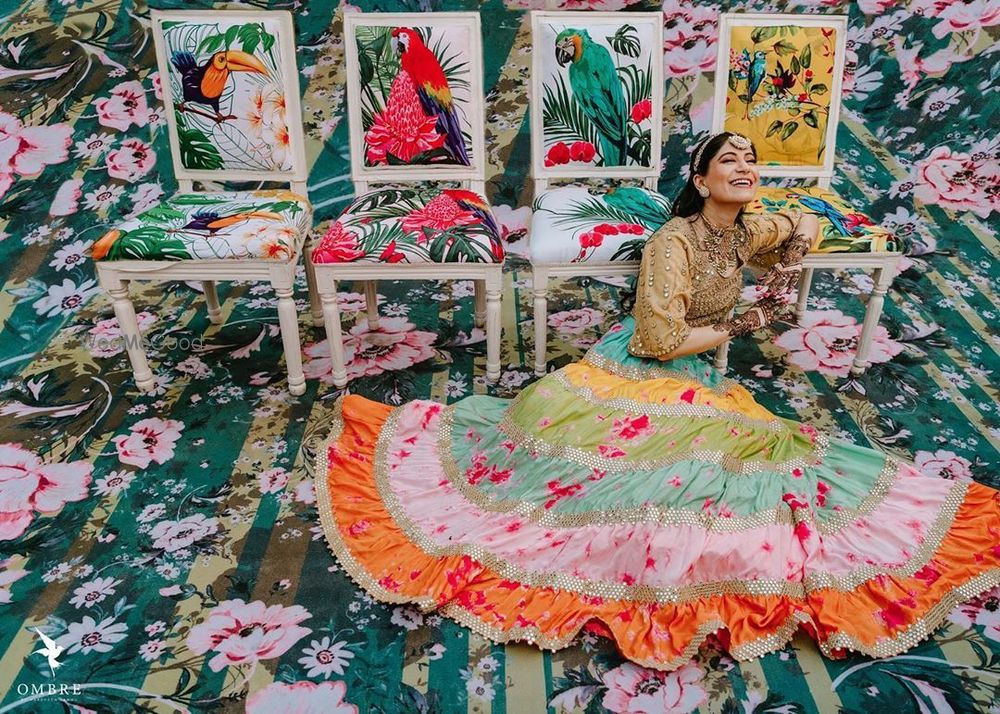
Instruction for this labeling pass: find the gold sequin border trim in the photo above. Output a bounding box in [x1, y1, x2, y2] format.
[815, 456, 900, 535]
[581, 350, 740, 395]
[436, 405, 798, 532]
[497, 407, 830, 477]
[552, 369, 786, 432]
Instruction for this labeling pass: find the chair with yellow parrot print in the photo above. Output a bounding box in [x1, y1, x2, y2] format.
[711, 13, 903, 374]
[309, 12, 502, 389]
[91, 9, 312, 395]
[528, 11, 666, 376]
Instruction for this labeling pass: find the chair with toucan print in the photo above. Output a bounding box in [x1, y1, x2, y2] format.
[91, 9, 312, 395]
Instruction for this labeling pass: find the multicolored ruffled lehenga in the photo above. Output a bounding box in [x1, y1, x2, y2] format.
[315, 317, 1000, 670]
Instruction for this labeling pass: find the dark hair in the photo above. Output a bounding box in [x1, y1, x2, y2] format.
[671, 132, 756, 219]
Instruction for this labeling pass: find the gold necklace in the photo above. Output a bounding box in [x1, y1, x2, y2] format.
[697, 213, 744, 277]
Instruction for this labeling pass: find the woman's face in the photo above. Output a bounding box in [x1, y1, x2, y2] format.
[693, 141, 759, 206]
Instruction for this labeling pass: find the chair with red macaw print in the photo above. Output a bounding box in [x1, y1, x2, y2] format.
[91, 10, 312, 395]
[528, 11, 666, 376]
[310, 12, 502, 388]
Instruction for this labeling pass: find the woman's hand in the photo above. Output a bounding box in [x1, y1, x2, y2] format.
[760, 261, 801, 297]
[714, 294, 788, 337]
[760, 213, 819, 296]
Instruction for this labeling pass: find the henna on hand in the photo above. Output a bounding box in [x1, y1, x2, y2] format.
[714, 295, 787, 337]
[760, 230, 812, 296]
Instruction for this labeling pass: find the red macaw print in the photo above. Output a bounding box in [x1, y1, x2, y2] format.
[391, 27, 470, 166]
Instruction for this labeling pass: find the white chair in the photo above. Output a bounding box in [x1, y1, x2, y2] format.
[527, 11, 666, 376]
[711, 12, 903, 374]
[310, 12, 503, 389]
[93, 9, 311, 395]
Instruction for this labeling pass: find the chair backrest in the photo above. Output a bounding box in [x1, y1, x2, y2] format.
[150, 9, 308, 192]
[342, 12, 486, 195]
[711, 13, 848, 187]
[530, 11, 663, 195]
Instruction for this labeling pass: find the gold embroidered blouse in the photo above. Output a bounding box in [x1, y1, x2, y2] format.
[628, 210, 802, 359]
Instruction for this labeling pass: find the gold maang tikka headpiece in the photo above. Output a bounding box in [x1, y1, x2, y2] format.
[693, 132, 752, 170]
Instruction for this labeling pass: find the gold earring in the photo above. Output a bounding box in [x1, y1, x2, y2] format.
[697, 186, 710, 198]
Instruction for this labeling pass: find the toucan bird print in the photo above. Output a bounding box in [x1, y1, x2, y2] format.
[176, 210, 284, 236]
[390, 27, 471, 165]
[170, 50, 268, 123]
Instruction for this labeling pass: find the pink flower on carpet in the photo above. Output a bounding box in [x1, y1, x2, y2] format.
[112, 417, 183, 468]
[400, 193, 478, 237]
[364, 70, 445, 165]
[302, 318, 437, 383]
[630, 99, 652, 124]
[312, 221, 366, 263]
[601, 661, 708, 714]
[911, 0, 1000, 38]
[0, 111, 73, 199]
[247, 680, 358, 713]
[258, 468, 289, 494]
[105, 138, 156, 182]
[548, 307, 603, 334]
[948, 586, 1000, 642]
[88, 311, 156, 357]
[662, 3, 718, 77]
[149, 513, 218, 552]
[773, 310, 858, 377]
[187, 598, 311, 672]
[93, 81, 150, 131]
[913, 449, 973, 481]
[612, 414, 653, 441]
[0, 557, 29, 603]
[50, 178, 83, 216]
[911, 145, 995, 219]
[0, 443, 92, 541]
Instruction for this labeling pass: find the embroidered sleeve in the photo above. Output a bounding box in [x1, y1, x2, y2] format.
[745, 209, 805, 268]
[628, 232, 694, 359]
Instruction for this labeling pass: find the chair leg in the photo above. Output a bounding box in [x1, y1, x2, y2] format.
[364, 280, 379, 330]
[273, 283, 306, 396]
[532, 267, 548, 377]
[202, 281, 223, 324]
[474, 279, 486, 329]
[851, 267, 893, 376]
[796, 267, 814, 320]
[714, 308, 733, 372]
[304, 244, 323, 328]
[108, 280, 155, 392]
[320, 282, 348, 389]
[485, 269, 502, 383]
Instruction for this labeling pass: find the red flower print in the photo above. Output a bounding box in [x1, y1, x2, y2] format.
[679, 388, 697, 404]
[569, 141, 596, 162]
[465, 453, 513, 486]
[401, 193, 479, 237]
[545, 141, 571, 167]
[544, 479, 584, 508]
[378, 240, 405, 263]
[365, 70, 445, 165]
[597, 444, 626, 458]
[312, 221, 365, 263]
[815, 480, 831, 507]
[612, 414, 653, 441]
[843, 213, 874, 234]
[913, 563, 941, 586]
[630, 98, 652, 124]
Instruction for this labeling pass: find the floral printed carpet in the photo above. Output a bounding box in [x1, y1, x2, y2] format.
[0, 0, 997, 712]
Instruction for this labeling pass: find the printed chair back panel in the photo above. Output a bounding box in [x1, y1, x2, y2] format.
[344, 13, 486, 183]
[532, 12, 664, 180]
[151, 10, 308, 182]
[713, 14, 848, 178]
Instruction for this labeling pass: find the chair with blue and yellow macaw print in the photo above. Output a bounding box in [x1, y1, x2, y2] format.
[528, 11, 666, 376]
[309, 12, 503, 389]
[712, 12, 904, 375]
[92, 9, 312, 395]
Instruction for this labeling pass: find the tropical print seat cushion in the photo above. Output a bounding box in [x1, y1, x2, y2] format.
[747, 186, 903, 253]
[92, 190, 311, 261]
[311, 187, 503, 264]
[530, 186, 672, 265]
